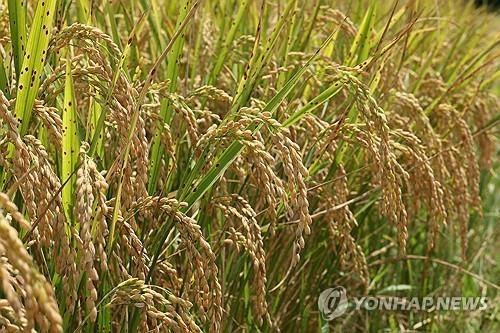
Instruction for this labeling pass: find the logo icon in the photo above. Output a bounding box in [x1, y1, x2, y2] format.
[318, 286, 348, 320]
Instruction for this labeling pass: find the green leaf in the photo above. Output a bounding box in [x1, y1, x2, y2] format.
[347, 1, 377, 66]
[207, 0, 252, 85]
[76, 0, 91, 23]
[282, 81, 344, 128]
[7, 0, 26, 79]
[319, 313, 330, 333]
[0, 56, 9, 98]
[61, 58, 80, 222]
[14, 0, 58, 135]
[148, 0, 192, 194]
[231, 0, 297, 113]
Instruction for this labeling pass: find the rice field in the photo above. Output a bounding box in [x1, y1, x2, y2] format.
[0, 0, 498, 332]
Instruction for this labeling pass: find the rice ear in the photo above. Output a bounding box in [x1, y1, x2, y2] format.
[0, 212, 63, 332]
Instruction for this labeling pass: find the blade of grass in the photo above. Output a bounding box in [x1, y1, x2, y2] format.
[347, 1, 377, 66]
[230, 0, 297, 115]
[276, 0, 299, 90]
[76, 0, 91, 23]
[139, 0, 164, 51]
[61, 56, 80, 222]
[104, 0, 122, 49]
[0, 56, 9, 98]
[148, 0, 192, 194]
[14, 0, 58, 135]
[282, 81, 344, 128]
[207, 0, 252, 85]
[7, 0, 26, 79]
[297, 0, 321, 50]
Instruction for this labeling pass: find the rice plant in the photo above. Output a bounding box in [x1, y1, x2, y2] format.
[0, 0, 498, 331]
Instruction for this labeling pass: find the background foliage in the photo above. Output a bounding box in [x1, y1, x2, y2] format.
[0, 0, 498, 331]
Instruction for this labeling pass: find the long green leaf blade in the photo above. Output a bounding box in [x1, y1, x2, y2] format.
[14, 0, 58, 135]
[148, 0, 191, 194]
[7, 0, 26, 79]
[61, 58, 80, 221]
